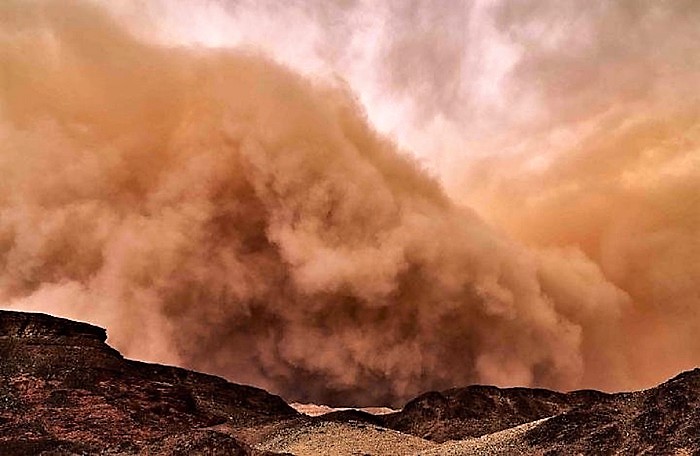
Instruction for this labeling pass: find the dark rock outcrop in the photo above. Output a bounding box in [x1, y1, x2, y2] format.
[375, 383, 612, 443]
[523, 369, 700, 454]
[377, 386, 577, 442]
[0, 310, 297, 455]
[375, 370, 700, 454]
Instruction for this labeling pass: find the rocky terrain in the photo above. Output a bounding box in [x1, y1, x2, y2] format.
[0, 310, 297, 455]
[1, 310, 699, 455]
[372, 371, 700, 454]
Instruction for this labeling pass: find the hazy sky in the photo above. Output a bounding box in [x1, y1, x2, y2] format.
[1, 0, 699, 406]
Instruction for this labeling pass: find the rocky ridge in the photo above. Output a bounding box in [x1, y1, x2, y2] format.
[0, 310, 296, 455]
[1, 310, 699, 455]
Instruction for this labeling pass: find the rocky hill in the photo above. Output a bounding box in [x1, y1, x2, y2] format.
[373, 372, 700, 454]
[0, 310, 297, 455]
[1, 310, 699, 455]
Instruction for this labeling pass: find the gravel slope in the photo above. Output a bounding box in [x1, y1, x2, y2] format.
[253, 417, 552, 456]
[416, 418, 549, 455]
[255, 420, 436, 456]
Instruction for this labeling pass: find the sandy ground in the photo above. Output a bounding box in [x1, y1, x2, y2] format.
[255, 420, 437, 456]
[290, 402, 397, 416]
[416, 418, 549, 456]
[252, 417, 548, 456]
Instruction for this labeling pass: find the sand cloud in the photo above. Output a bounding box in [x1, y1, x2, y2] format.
[1, 0, 697, 406]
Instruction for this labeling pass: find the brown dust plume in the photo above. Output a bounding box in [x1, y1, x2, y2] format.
[1, 0, 691, 406]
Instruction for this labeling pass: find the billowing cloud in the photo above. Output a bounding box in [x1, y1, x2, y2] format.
[1, 0, 697, 406]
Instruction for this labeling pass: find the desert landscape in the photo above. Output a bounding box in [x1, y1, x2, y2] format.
[1, 1, 699, 454]
[1, 310, 698, 455]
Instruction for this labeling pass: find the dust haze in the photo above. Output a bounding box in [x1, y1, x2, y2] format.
[1, 0, 697, 406]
